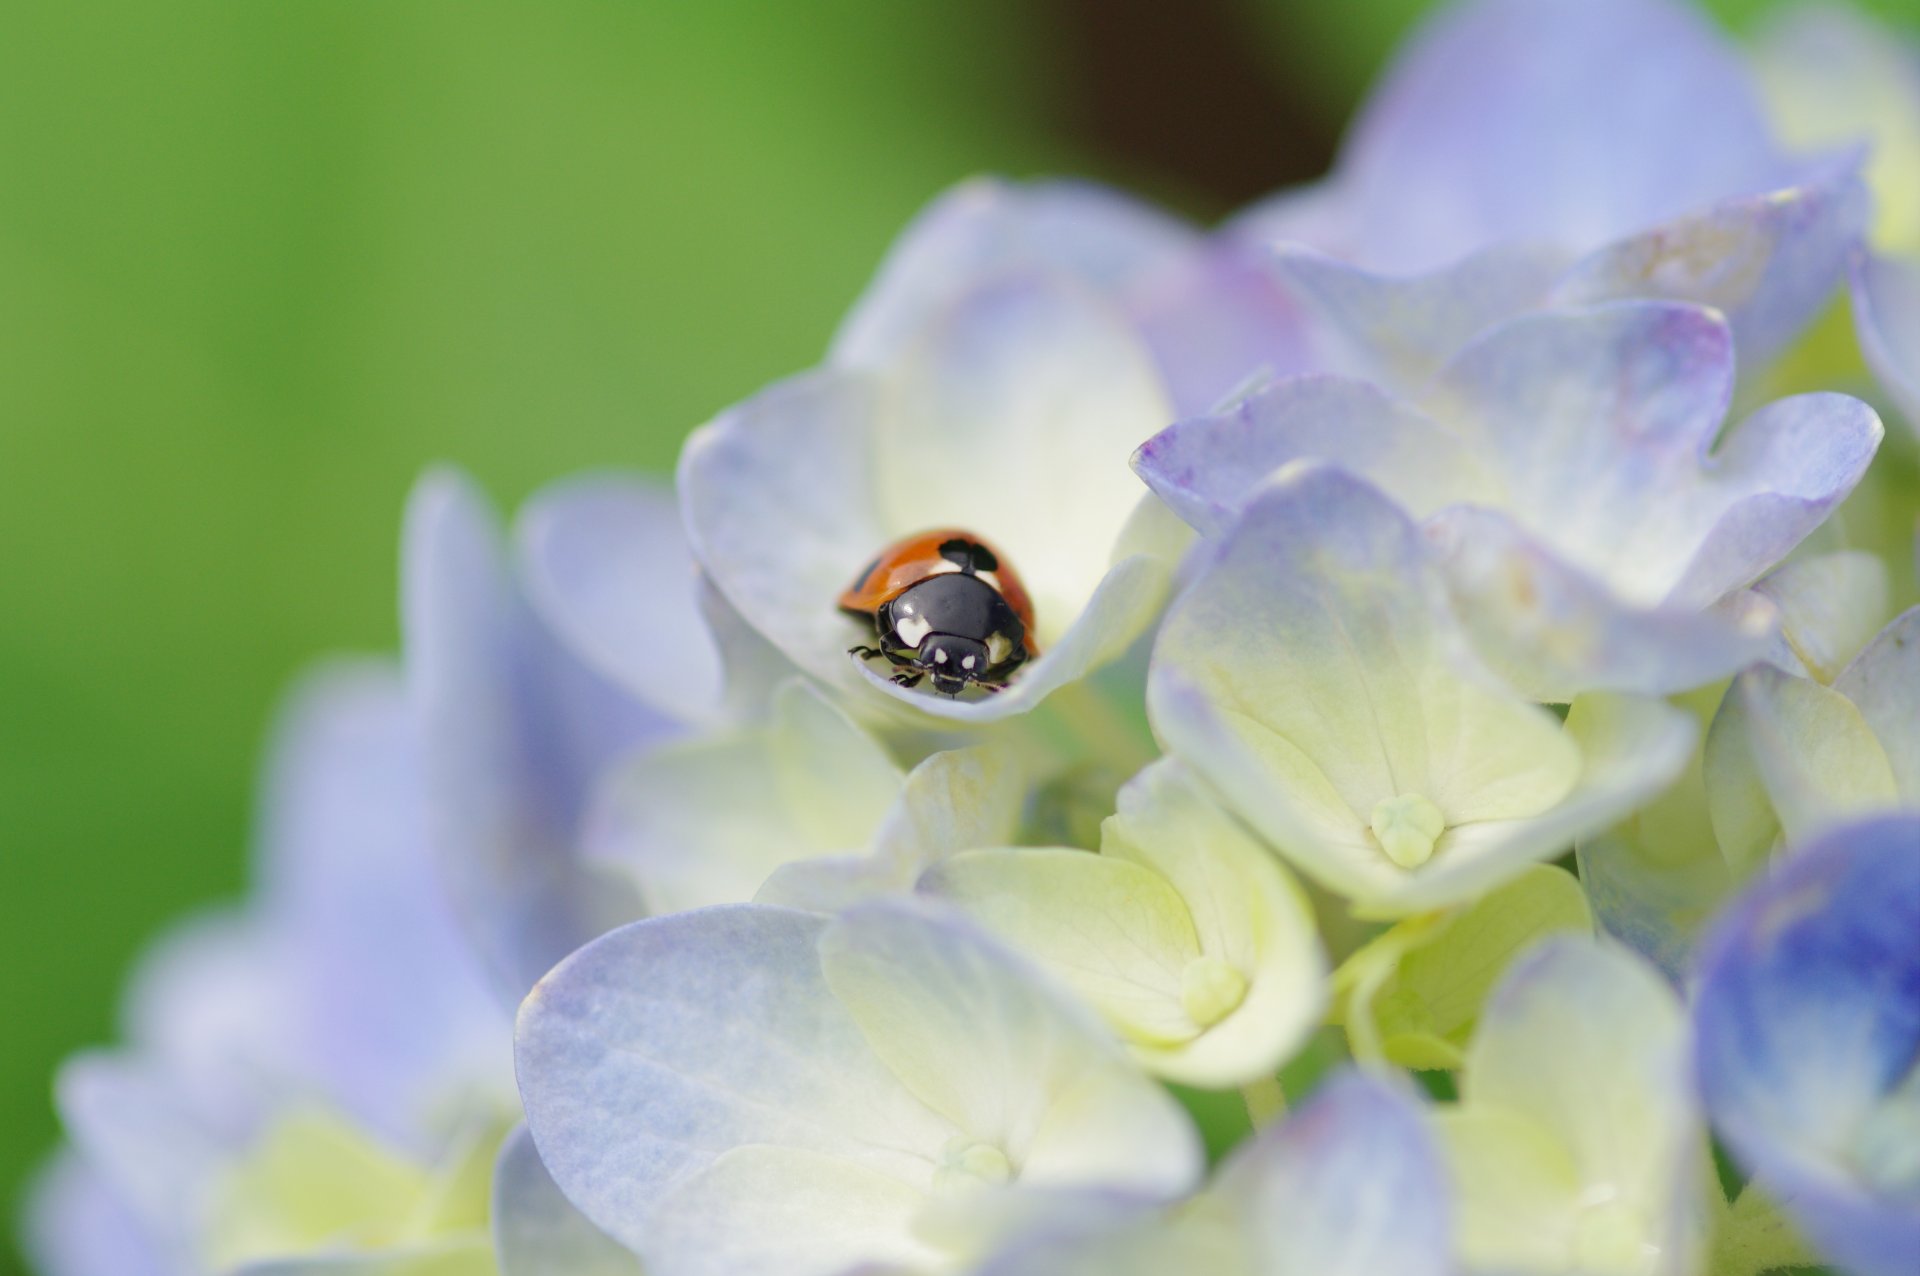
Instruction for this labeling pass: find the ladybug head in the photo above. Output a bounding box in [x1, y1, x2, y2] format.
[919, 633, 991, 696]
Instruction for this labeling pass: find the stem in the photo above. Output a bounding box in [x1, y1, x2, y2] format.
[1240, 1075, 1288, 1129]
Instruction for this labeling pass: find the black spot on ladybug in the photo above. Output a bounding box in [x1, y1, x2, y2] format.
[939, 537, 998, 575]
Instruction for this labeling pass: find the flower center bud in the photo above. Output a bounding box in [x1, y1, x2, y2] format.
[1369, 794, 1446, 869]
[1180, 955, 1249, 1027]
[1571, 1194, 1653, 1273]
[932, 1135, 1012, 1195]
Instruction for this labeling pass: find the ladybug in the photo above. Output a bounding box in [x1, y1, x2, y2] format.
[839, 530, 1037, 697]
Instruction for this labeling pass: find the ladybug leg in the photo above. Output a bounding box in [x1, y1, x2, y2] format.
[847, 644, 883, 660]
[890, 671, 924, 689]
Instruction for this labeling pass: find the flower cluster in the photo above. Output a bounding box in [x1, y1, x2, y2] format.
[29, 2, 1920, 1276]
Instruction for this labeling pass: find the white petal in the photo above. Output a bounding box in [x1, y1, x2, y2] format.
[1704, 666, 1900, 871]
[1264, 242, 1567, 395]
[586, 680, 902, 913]
[1101, 760, 1328, 1086]
[492, 1125, 644, 1276]
[516, 472, 722, 725]
[819, 899, 1201, 1201]
[679, 368, 891, 700]
[874, 272, 1174, 636]
[1131, 374, 1498, 538]
[921, 848, 1204, 1048]
[832, 177, 1201, 370]
[1750, 550, 1890, 684]
[644, 1146, 936, 1276]
[1460, 938, 1706, 1276]
[514, 905, 951, 1255]
[1834, 606, 1920, 800]
[757, 742, 1029, 912]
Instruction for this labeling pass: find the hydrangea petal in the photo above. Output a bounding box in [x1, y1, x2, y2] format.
[492, 1125, 643, 1276]
[1851, 250, 1920, 436]
[1704, 665, 1900, 872]
[1262, 243, 1568, 394]
[1384, 692, 1694, 914]
[1453, 937, 1706, 1276]
[586, 679, 902, 914]
[1750, 550, 1890, 683]
[819, 899, 1201, 1198]
[1131, 375, 1496, 538]
[973, 1072, 1447, 1276]
[1834, 606, 1920, 798]
[1427, 506, 1778, 701]
[514, 905, 952, 1256]
[642, 1146, 936, 1276]
[1430, 302, 1735, 602]
[249, 664, 507, 1143]
[54, 1053, 227, 1257]
[1754, 2, 1920, 254]
[402, 469, 655, 999]
[22, 1151, 171, 1276]
[1217, 1071, 1451, 1276]
[516, 473, 723, 726]
[831, 177, 1201, 371]
[921, 849, 1202, 1047]
[678, 368, 889, 703]
[1552, 173, 1868, 370]
[1694, 816, 1920, 1276]
[873, 273, 1173, 635]
[757, 742, 1028, 912]
[1100, 760, 1326, 1085]
[1333, 0, 1787, 272]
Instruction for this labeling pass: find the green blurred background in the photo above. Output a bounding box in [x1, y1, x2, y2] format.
[0, 1, 1908, 1272]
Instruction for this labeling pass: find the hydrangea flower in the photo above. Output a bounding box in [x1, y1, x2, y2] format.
[1693, 814, 1920, 1276]
[922, 758, 1327, 1088]
[513, 899, 1201, 1276]
[1139, 301, 1883, 700]
[1434, 937, 1707, 1276]
[30, 664, 511, 1275]
[1146, 462, 1694, 913]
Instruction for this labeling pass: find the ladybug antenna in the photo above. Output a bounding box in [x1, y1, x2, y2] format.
[938, 538, 998, 575]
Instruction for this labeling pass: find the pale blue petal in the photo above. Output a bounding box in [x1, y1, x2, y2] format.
[1262, 242, 1568, 395]
[1333, 0, 1788, 271]
[1426, 505, 1776, 702]
[1218, 1071, 1450, 1276]
[1132, 375, 1495, 538]
[1694, 815, 1920, 1276]
[492, 1125, 645, 1276]
[516, 472, 723, 726]
[53, 1054, 226, 1258]
[831, 177, 1201, 371]
[514, 905, 951, 1256]
[1834, 606, 1920, 799]
[402, 469, 655, 1001]
[1431, 302, 1738, 605]
[1852, 250, 1920, 437]
[1554, 171, 1869, 370]
[249, 662, 507, 1141]
[21, 1151, 173, 1276]
[677, 368, 890, 703]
